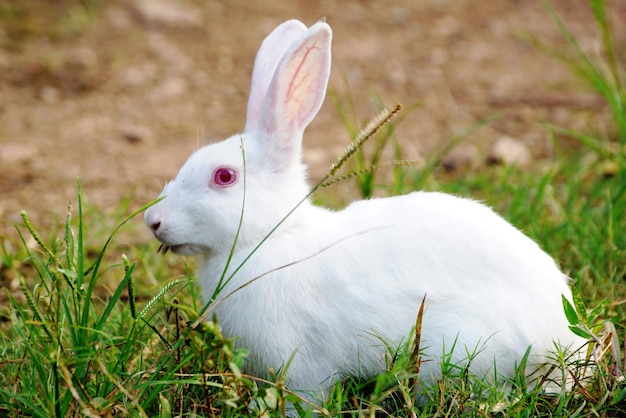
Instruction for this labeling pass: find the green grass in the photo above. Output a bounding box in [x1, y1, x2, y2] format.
[0, 0, 100, 50]
[1, 0, 625, 416]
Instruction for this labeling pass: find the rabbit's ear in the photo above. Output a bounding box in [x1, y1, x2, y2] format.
[245, 20, 308, 133]
[254, 21, 332, 169]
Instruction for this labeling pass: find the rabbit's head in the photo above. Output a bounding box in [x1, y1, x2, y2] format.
[145, 20, 332, 255]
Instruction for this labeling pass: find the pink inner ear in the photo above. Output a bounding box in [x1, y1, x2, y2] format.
[249, 22, 332, 170]
[245, 20, 308, 134]
[263, 25, 331, 141]
[285, 41, 327, 131]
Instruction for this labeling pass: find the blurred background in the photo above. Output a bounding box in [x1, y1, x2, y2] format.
[0, 0, 622, 237]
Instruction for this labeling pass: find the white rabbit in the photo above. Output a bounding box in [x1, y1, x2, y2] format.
[145, 19, 586, 404]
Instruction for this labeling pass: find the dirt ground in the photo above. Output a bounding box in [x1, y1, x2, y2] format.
[0, 0, 620, 242]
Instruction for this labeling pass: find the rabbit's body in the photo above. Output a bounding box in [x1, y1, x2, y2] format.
[145, 19, 585, 403]
[199, 191, 578, 397]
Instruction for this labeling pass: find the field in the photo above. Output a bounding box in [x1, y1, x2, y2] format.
[0, 0, 624, 416]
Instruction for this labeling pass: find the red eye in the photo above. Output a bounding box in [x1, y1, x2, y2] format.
[213, 167, 238, 187]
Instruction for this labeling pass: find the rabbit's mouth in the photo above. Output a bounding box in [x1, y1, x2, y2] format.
[157, 243, 208, 256]
[157, 243, 174, 254]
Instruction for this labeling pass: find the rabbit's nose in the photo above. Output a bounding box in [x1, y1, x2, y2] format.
[149, 220, 161, 232]
[145, 209, 162, 232]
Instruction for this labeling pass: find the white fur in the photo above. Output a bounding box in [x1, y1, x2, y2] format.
[145, 19, 586, 402]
